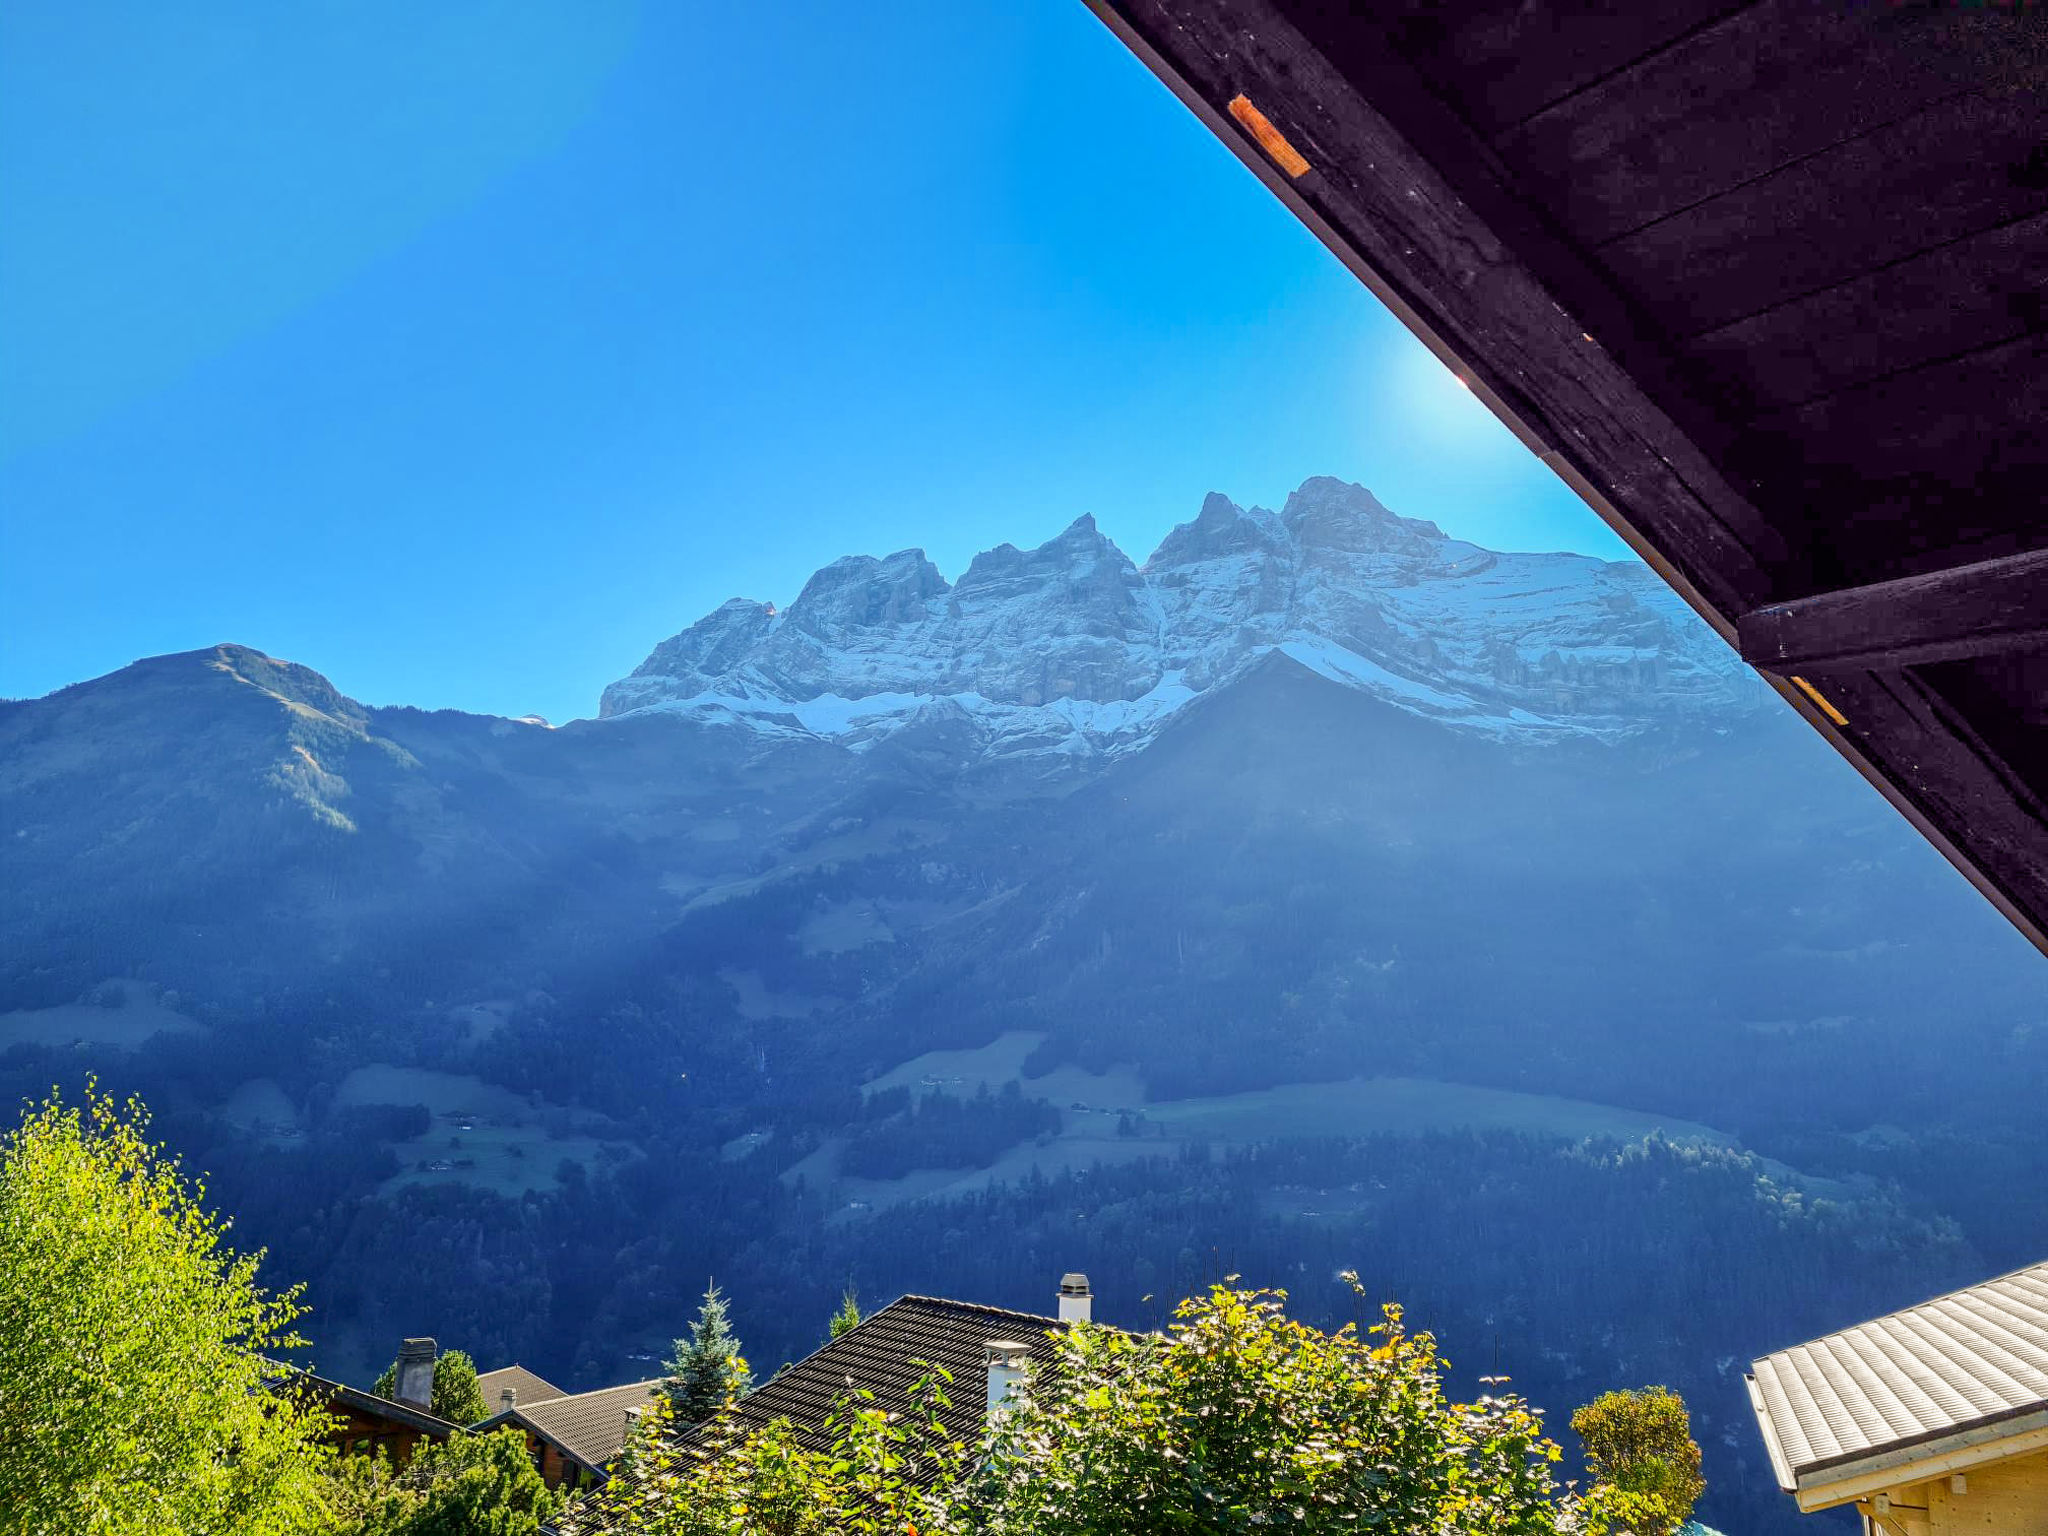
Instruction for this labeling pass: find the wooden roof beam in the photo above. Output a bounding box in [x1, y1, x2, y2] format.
[1738, 549, 2048, 673]
[1079, 0, 1784, 635]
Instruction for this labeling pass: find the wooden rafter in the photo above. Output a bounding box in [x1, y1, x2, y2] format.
[1739, 550, 2048, 674]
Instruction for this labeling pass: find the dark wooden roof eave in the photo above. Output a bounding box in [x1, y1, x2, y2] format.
[270, 1365, 464, 1438]
[1081, 0, 2048, 956]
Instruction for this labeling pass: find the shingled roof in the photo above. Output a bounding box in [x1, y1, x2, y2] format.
[1747, 1258, 2048, 1501]
[673, 1294, 1076, 1474]
[476, 1377, 663, 1477]
[476, 1364, 567, 1413]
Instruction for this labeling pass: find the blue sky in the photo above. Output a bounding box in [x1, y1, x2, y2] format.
[1, 0, 1628, 723]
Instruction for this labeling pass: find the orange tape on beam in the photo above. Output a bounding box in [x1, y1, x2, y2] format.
[1228, 93, 1310, 178]
[1791, 675, 1849, 726]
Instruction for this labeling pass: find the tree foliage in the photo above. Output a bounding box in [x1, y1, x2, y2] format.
[662, 1283, 751, 1427]
[827, 1287, 862, 1342]
[0, 1085, 332, 1534]
[969, 1280, 1564, 1535]
[1571, 1387, 1706, 1536]
[323, 1428, 563, 1536]
[584, 1280, 1579, 1535]
[371, 1348, 490, 1428]
[586, 1386, 968, 1536]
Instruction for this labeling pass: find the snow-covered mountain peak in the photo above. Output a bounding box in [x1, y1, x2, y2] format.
[598, 477, 1761, 753]
[785, 549, 948, 635]
[1146, 492, 1285, 570]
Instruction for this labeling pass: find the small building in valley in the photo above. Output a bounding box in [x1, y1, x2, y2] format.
[1747, 1258, 2048, 1533]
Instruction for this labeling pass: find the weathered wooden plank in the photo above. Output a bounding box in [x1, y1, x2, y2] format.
[1731, 333, 2048, 592]
[1926, 652, 2048, 808]
[1501, 1, 2045, 246]
[1806, 669, 2048, 955]
[1689, 213, 2048, 412]
[1738, 550, 2048, 673]
[1750, 334, 2048, 491]
[1373, 0, 1746, 138]
[1598, 90, 2048, 337]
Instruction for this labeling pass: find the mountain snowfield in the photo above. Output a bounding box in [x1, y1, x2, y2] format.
[599, 476, 1764, 754]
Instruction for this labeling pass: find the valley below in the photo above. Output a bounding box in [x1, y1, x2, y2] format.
[4, 480, 2042, 1534]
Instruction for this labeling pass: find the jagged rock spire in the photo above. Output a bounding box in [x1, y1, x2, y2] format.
[598, 477, 1755, 754]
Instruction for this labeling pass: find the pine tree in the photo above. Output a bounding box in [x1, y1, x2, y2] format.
[664, 1281, 751, 1426]
[828, 1286, 862, 1341]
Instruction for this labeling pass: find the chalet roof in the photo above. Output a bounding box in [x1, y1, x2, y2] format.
[1747, 1258, 2048, 1491]
[554, 1294, 1104, 1530]
[476, 1364, 568, 1413]
[265, 1362, 462, 1439]
[672, 1294, 1076, 1479]
[477, 1378, 663, 1475]
[1084, 0, 2048, 955]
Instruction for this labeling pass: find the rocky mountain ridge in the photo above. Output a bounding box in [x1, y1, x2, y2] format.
[599, 476, 1764, 753]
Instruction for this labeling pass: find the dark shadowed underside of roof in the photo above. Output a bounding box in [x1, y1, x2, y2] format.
[1749, 1259, 2048, 1482]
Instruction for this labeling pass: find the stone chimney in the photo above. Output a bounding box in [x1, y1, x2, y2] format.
[395, 1338, 436, 1410]
[1058, 1272, 1092, 1324]
[984, 1340, 1031, 1420]
[500, 1387, 517, 1411]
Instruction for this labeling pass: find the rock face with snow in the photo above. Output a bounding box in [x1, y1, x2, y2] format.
[599, 477, 1762, 753]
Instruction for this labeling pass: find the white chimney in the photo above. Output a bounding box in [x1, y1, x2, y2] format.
[395, 1338, 437, 1410]
[1058, 1272, 1092, 1324]
[500, 1387, 517, 1410]
[984, 1340, 1031, 1419]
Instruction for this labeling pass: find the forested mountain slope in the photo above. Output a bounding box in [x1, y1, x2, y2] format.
[3, 479, 2041, 1534]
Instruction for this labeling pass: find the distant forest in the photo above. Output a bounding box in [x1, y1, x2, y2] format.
[0, 1023, 1986, 1536]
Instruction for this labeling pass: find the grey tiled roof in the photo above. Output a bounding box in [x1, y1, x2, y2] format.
[476, 1364, 568, 1413]
[1748, 1258, 2048, 1484]
[479, 1378, 663, 1473]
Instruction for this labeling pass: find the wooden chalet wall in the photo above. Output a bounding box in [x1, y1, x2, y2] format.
[316, 1399, 439, 1468]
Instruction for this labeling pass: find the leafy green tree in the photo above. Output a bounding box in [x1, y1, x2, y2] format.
[663, 1282, 753, 1426]
[593, 1280, 1567, 1535]
[575, 1373, 966, 1536]
[0, 1086, 333, 1535]
[1570, 1387, 1706, 1536]
[827, 1286, 862, 1341]
[969, 1279, 1563, 1535]
[323, 1428, 562, 1536]
[372, 1348, 490, 1427]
